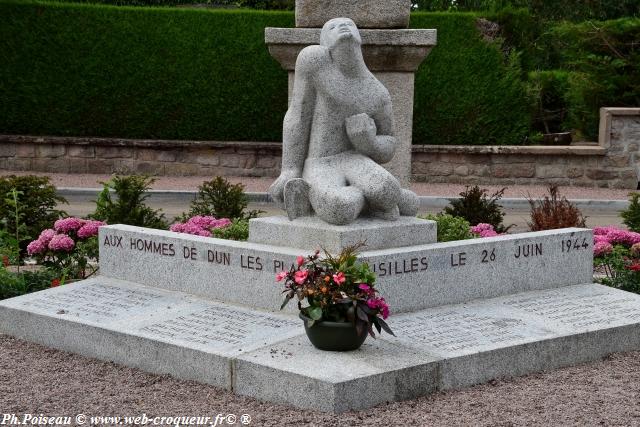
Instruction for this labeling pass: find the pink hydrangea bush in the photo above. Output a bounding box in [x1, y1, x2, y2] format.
[593, 225, 640, 293]
[170, 216, 232, 237]
[26, 217, 105, 282]
[471, 223, 500, 238]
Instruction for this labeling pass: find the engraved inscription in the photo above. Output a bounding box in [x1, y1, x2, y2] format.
[27, 283, 163, 318]
[481, 248, 496, 263]
[371, 257, 428, 277]
[393, 311, 527, 352]
[139, 306, 298, 346]
[514, 243, 542, 259]
[561, 237, 590, 253]
[504, 290, 640, 328]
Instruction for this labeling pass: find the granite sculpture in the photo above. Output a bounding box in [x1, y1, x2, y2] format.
[269, 17, 419, 225]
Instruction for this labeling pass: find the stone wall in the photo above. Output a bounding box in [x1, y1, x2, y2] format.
[0, 137, 282, 178]
[0, 108, 638, 189]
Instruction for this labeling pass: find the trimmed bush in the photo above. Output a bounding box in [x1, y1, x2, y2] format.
[411, 13, 532, 145]
[553, 18, 640, 140]
[0, 0, 292, 142]
[0, 2, 537, 146]
[413, 0, 639, 21]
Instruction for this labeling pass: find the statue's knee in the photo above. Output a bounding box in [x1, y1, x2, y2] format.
[399, 189, 419, 216]
[313, 188, 364, 225]
[367, 177, 400, 209]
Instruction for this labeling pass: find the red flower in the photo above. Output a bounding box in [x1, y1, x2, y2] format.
[627, 263, 640, 272]
[51, 278, 61, 287]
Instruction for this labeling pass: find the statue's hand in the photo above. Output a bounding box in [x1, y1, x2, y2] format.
[268, 170, 301, 208]
[345, 113, 377, 152]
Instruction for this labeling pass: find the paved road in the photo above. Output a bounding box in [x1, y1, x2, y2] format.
[64, 195, 624, 233]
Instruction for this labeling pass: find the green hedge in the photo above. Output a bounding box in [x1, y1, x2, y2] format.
[0, 1, 292, 141]
[553, 18, 640, 140]
[411, 12, 532, 145]
[0, 1, 533, 145]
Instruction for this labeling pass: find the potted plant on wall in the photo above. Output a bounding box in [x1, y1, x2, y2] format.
[277, 244, 394, 351]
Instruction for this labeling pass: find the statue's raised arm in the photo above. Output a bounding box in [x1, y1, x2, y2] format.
[270, 17, 419, 225]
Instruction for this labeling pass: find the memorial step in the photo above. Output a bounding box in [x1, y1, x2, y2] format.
[2, 278, 639, 412]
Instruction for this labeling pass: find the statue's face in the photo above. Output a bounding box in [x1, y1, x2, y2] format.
[320, 18, 361, 48]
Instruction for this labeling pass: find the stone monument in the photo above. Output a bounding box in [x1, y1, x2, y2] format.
[265, 0, 437, 188]
[2, 3, 640, 416]
[268, 17, 419, 225]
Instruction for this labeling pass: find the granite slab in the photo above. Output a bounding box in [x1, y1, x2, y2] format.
[2, 278, 640, 413]
[99, 225, 593, 313]
[248, 215, 437, 252]
[0, 277, 302, 389]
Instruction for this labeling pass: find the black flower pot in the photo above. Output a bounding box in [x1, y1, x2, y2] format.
[299, 313, 368, 351]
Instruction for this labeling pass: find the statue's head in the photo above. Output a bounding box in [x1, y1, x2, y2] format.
[320, 17, 362, 49]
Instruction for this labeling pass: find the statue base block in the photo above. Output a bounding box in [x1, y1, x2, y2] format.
[248, 215, 437, 252]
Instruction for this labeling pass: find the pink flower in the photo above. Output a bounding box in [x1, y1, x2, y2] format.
[77, 220, 106, 239]
[332, 272, 346, 285]
[594, 234, 610, 245]
[471, 223, 498, 238]
[358, 283, 372, 293]
[48, 234, 75, 252]
[170, 222, 211, 237]
[294, 270, 308, 285]
[367, 297, 390, 319]
[276, 271, 288, 282]
[170, 216, 231, 237]
[38, 229, 56, 245]
[594, 241, 613, 257]
[296, 256, 305, 267]
[27, 239, 46, 255]
[54, 217, 85, 233]
[593, 226, 618, 236]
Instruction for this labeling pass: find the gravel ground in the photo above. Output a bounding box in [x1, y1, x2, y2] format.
[1, 334, 639, 426]
[2, 172, 637, 425]
[4, 171, 634, 200]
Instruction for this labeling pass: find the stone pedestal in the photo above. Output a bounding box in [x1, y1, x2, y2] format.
[265, 21, 436, 187]
[248, 216, 436, 252]
[295, 0, 412, 28]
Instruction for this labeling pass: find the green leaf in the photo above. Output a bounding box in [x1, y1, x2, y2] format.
[308, 306, 323, 320]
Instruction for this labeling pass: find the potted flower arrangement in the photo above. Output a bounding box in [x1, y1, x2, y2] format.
[277, 244, 394, 351]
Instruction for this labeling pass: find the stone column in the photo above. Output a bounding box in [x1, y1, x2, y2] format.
[265, 1, 436, 187]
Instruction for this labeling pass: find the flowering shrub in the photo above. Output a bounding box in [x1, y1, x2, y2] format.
[27, 217, 105, 282]
[277, 245, 394, 338]
[170, 216, 232, 237]
[471, 223, 500, 238]
[593, 226, 640, 294]
[419, 213, 473, 242]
